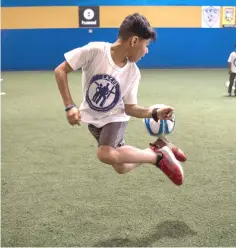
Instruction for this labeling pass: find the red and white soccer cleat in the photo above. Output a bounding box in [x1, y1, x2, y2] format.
[171, 146, 187, 163]
[155, 146, 184, 186]
[150, 136, 187, 162]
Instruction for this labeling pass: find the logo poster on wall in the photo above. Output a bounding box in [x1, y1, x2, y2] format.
[202, 6, 221, 28]
[222, 7, 236, 27]
[79, 6, 100, 27]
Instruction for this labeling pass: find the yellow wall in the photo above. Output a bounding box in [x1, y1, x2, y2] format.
[100, 6, 201, 28]
[1, 7, 79, 29]
[1, 6, 211, 29]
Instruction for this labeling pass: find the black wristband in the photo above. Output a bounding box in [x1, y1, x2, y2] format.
[152, 108, 159, 122]
[65, 104, 76, 112]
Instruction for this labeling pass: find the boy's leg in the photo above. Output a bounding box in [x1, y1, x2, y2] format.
[89, 122, 184, 185]
[233, 73, 236, 95]
[228, 73, 236, 95]
[89, 122, 152, 173]
[98, 145, 158, 173]
[88, 124, 102, 143]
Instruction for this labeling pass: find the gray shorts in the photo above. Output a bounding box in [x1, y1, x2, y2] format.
[88, 122, 128, 148]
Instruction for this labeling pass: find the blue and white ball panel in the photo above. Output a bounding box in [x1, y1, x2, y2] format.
[144, 118, 175, 136]
[143, 104, 176, 136]
[144, 118, 162, 136]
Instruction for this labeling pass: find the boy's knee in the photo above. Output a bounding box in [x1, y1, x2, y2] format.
[97, 146, 117, 164]
[112, 166, 127, 174]
[97, 146, 129, 174]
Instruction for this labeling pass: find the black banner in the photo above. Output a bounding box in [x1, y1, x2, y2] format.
[79, 6, 100, 28]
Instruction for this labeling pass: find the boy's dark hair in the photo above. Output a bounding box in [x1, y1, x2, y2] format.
[118, 13, 156, 41]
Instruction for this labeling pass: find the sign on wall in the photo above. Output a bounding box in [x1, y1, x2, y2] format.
[201, 6, 221, 28]
[222, 6, 236, 27]
[79, 6, 100, 27]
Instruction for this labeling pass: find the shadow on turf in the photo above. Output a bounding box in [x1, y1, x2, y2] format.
[94, 220, 197, 247]
[222, 94, 236, 98]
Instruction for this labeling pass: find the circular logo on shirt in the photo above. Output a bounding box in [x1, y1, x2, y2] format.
[83, 9, 95, 20]
[233, 59, 236, 67]
[86, 74, 120, 112]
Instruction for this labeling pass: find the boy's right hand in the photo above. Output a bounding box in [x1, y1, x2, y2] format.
[156, 106, 174, 120]
[66, 107, 81, 126]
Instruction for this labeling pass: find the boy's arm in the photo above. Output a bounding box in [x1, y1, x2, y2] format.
[54, 61, 74, 108]
[123, 73, 174, 120]
[125, 104, 174, 120]
[125, 105, 152, 118]
[54, 44, 92, 125]
[54, 61, 80, 126]
[228, 53, 232, 74]
[55, 44, 92, 109]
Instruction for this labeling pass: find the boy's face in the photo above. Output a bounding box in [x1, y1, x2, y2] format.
[127, 37, 150, 62]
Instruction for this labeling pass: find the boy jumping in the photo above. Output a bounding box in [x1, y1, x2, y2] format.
[55, 13, 187, 186]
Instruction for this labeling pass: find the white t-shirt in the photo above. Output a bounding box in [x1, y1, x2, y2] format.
[64, 42, 140, 128]
[228, 51, 236, 73]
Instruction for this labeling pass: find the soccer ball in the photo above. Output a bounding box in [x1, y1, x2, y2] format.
[144, 104, 175, 136]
